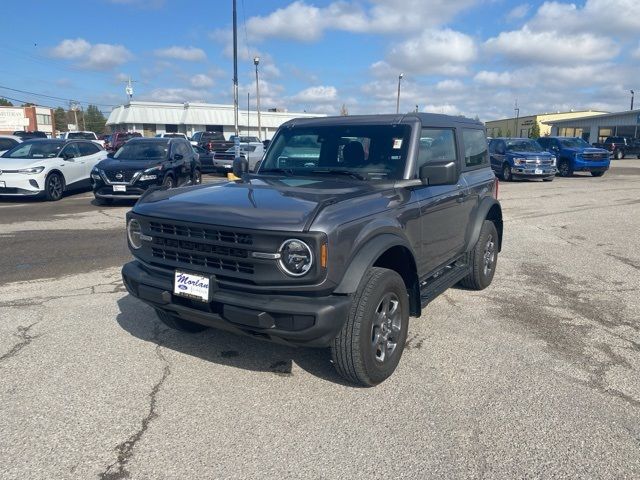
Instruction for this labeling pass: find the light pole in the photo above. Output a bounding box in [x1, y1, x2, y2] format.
[631, 90, 635, 111]
[254, 56, 262, 141]
[514, 99, 520, 138]
[396, 73, 404, 114]
[232, 0, 239, 158]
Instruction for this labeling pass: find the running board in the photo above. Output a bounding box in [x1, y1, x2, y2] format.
[419, 263, 469, 308]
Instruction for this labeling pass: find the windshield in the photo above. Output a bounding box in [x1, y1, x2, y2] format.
[114, 141, 169, 160]
[3, 141, 63, 158]
[506, 139, 543, 152]
[559, 137, 591, 148]
[68, 132, 96, 140]
[260, 125, 411, 181]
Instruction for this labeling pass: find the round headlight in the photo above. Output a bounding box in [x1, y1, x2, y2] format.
[278, 239, 313, 276]
[127, 219, 143, 249]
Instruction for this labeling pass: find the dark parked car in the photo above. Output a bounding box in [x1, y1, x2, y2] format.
[191, 131, 234, 153]
[107, 131, 142, 152]
[192, 145, 215, 173]
[592, 136, 640, 159]
[121, 113, 503, 386]
[91, 137, 201, 204]
[488, 137, 556, 181]
[13, 130, 48, 140]
[537, 136, 610, 177]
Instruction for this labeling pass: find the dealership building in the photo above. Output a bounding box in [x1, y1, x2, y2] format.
[0, 106, 54, 136]
[545, 109, 640, 144]
[106, 101, 324, 140]
[485, 110, 606, 139]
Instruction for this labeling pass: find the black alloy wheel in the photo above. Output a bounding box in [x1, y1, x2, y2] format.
[162, 175, 175, 188]
[44, 173, 64, 201]
[460, 220, 499, 290]
[557, 160, 572, 177]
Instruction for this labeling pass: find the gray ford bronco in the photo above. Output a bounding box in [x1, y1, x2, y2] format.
[122, 113, 503, 386]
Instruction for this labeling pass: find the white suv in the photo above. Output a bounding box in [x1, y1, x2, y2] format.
[0, 139, 107, 200]
[60, 131, 105, 147]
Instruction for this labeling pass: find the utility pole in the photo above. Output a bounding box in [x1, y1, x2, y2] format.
[254, 56, 262, 141]
[247, 92, 250, 136]
[232, 0, 240, 158]
[631, 90, 635, 111]
[396, 73, 403, 114]
[70, 101, 79, 130]
[514, 99, 520, 138]
[124, 77, 137, 102]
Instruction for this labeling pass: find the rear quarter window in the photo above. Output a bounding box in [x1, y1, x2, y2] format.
[462, 128, 488, 168]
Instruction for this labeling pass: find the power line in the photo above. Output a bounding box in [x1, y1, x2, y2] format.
[0, 85, 115, 107]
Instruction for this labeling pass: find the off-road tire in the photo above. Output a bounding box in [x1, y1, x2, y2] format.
[460, 220, 498, 290]
[331, 267, 409, 387]
[155, 309, 209, 333]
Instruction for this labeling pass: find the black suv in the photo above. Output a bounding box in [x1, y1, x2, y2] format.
[91, 137, 201, 204]
[121, 114, 503, 386]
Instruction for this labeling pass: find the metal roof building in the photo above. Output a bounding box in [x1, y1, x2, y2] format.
[106, 101, 325, 140]
[545, 109, 640, 144]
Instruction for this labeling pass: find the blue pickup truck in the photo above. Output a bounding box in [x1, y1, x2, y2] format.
[537, 136, 610, 177]
[488, 137, 556, 182]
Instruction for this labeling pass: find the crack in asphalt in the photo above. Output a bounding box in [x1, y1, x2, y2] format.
[606, 253, 640, 272]
[98, 324, 170, 480]
[0, 323, 40, 363]
[0, 280, 126, 308]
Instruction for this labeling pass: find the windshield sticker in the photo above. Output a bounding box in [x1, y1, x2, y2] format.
[279, 179, 322, 187]
[393, 138, 403, 149]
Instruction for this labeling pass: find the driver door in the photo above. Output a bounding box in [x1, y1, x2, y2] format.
[58, 143, 85, 186]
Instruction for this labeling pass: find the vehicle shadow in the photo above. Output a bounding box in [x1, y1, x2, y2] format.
[115, 294, 353, 386]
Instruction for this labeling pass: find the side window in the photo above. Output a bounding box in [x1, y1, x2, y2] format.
[462, 128, 488, 168]
[78, 142, 100, 156]
[0, 138, 17, 150]
[488, 139, 496, 154]
[60, 143, 81, 159]
[417, 128, 457, 169]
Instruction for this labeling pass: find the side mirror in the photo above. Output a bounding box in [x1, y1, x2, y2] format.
[173, 153, 184, 161]
[419, 161, 458, 186]
[232, 155, 249, 178]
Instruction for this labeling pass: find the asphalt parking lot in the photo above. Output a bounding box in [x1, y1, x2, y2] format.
[1, 165, 639, 479]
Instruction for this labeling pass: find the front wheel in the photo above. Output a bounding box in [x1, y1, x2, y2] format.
[460, 220, 498, 290]
[331, 267, 409, 387]
[162, 175, 175, 188]
[557, 160, 573, 177]
[44, 172, 64, 201]
[615, 149, 624, 160]
[192, 169, 202, 185]
[591, 171, 605, 177]
[502, 163, 513, 182]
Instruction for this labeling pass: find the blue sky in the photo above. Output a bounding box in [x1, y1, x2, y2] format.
[3, 0, 639, 120]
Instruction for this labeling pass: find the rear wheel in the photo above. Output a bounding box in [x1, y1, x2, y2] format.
[591, 171, 605, 177]
[331, 267, 409, 387]
[615, 149, 624, 160]
[44, 172, 64, 201]
[155, 309, 209, 333]
[460, 220, 498, 290]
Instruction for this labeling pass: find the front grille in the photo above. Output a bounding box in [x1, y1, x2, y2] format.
[149, 221, 253, 245]
[582, 153, 608, 161]
[104, 170, 138, 182]
[524, 157, 553, 165]
[151, 247, 254, 274]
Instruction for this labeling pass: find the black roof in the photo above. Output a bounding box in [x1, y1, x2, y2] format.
[280, 113, 483, 129]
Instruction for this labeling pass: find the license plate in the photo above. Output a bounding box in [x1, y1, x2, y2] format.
[113, 185, 126, 192]
[0, 181, 5, 188]
[535, 168, 543, 174]
[174, 271, 210, 302]
[224, 164, 232, 168]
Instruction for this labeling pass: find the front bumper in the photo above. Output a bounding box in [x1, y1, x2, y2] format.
[511, 166, 556, 178]
[122, 260, 351, 347]
[573, 159, 610, 171]
[0, 172, 45, 195]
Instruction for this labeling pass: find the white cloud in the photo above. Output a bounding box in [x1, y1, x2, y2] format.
[376, 29, 477, 76]
[506, 3, 530, 21]
[435, 79, 465, 92]
[485, 27, 618, 65]
[289, 86, 338, 103]
[140, 88, 211, 103]
[245, 0, 478, 41]
[154, 46, 206, 62]
[474, 71, 513, 87]
[190, 74, 214, 88]
[49, 38, 132, 70]
[633, 43, 640, 59]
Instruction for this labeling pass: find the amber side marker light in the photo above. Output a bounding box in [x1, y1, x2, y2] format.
[320, 243, 328, 268]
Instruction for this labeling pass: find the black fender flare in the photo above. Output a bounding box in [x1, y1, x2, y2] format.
[334, 234, 415, 294]
[466, 197, 503, 253]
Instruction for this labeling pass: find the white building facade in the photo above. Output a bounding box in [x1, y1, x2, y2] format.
[106, 101, 325, 140]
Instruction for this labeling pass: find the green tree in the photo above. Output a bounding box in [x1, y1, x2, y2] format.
[0, 97, 13, 106]
[496, 128, 503, 137]
[529, 122, 541, 139]
[21, 102, 36, 107]
[54, 107, 67, 133]
[506, 129, 512, 137]
[84, 105, 107, 134]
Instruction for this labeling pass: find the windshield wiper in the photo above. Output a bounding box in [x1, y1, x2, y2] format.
[259, 168, 293, 176]
[310, 169, 367, 180]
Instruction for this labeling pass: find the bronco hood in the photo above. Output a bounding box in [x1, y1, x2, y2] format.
[133, 176, 386, 232]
